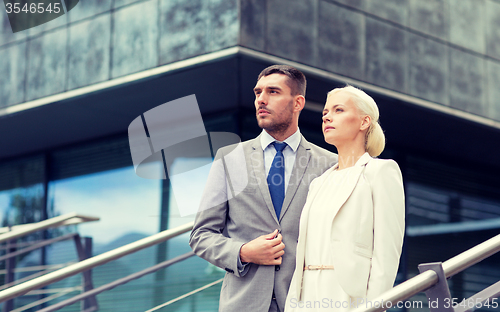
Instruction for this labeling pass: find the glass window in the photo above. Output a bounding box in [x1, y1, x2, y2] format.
[157, 157, 224, 312]
[0, 156, 45, 310]
[48, 164, 162, 246]
[47, 163, 163, 311]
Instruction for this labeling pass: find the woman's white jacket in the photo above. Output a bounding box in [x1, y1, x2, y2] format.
[289, 152, 405, 300]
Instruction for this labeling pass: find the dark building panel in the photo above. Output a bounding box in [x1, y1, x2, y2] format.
[210, 0, 238, 51]
[487, 59, 500, 122]
[0, 42, 27, 107]
[112, 1, 158, 78]
[408, 33, 448, 105]
[114, 0, 143, 9]
[449, 0, 486, 54]
[159, 0, 209, 65]
[0, 5, 27, 47]
[330, 0, 366, 10]
[26, 28, 67, 101]
[318, 1, 365, 80]
[26, 5, 68, 37]
[66, 0, 112, 23]
[266, 0, 316, 64]
[486, 0, 500, 60]
[409, 0, 449, 41]
[365, 0, 409, 26]
[449, 48, 486, 116]
[365, 17, 407, 92]
[239, 0, 266, 50]
[68, 14, 111, 89]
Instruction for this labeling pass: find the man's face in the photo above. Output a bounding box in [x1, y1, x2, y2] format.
[253, 74, 295, 133]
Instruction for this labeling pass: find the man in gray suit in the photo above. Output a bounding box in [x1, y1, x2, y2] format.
[189, 65, 337, 312]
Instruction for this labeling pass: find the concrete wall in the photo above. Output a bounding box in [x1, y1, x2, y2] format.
[1, 0, 499, 122]
[240, 0, 500, 122]
[0, 0, 238, 107]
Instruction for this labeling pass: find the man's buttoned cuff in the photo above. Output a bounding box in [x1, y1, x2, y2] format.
[237, 250, 250, 276]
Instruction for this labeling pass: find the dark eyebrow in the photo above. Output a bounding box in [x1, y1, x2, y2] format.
[323, 104, 344, 114]
[254, 86, 282, 94]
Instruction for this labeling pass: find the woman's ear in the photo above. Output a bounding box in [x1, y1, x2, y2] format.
[360, 115, 371, 131]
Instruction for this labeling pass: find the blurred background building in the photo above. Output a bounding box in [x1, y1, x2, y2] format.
[1, 0, 500, 311]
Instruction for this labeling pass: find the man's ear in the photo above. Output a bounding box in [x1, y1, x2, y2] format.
[360, 115, 371, 131]
[294, 95, 305, 113]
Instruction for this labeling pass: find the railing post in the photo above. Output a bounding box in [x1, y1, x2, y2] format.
[418, 262, 454, 312]
[3, 240, 16, 312]
[73, 235, 98, 311]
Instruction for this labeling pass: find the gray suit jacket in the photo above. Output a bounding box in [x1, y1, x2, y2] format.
[189, 134, 337, 312]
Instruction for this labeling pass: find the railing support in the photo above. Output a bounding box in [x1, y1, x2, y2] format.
[3, 240, 16, 312]
[73, 236, 98, 311]
[418, 262, 453, 312]
[351, 232, 500, 312]
[36, 252, 195, 312]
[0, 221, 193, 303]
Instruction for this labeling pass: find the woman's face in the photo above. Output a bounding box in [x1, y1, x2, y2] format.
[322, 91, 367, 147]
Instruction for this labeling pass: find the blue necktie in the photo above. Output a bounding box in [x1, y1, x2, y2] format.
[267, 142, 287, 219]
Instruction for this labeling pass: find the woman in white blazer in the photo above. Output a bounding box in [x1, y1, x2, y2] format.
[285, 86, 405, 311]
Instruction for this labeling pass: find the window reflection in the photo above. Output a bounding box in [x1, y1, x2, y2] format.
[0, 156, 45, 310]
[0, 185, 44, 228]
[48, 162, 162, 247]
[161, 157, 224, 312]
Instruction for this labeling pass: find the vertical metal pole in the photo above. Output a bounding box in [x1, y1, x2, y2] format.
[83, 237, 98, 310]
[154, 178, 170, 307]
[40, 152, 50, 310]
[448, 193, 464, 299]
[74, 236, 98, 310]
[3, 240, 16, 312]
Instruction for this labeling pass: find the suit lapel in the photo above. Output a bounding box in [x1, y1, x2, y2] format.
[249, 137, 279, 223]
[279, 136, 311, 221]
[326, 153, 372, 223]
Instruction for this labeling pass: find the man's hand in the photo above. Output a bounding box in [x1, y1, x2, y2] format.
[240, 229, 285, 265]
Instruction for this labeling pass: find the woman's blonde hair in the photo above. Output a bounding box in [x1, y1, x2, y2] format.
[327, 85, 385, 157]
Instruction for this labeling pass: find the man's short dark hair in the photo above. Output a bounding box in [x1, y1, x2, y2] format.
[257, 65, 307, 97]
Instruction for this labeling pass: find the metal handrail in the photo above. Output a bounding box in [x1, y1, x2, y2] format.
[0, 221, 194, 303]
[0, 213, 100, 243]
[37, 251, 196, 312]
[352, 232, 500, 312]
[0, 233, 78, 262]
[11, 287, 81, 312]
[0, 261, 76, 291]
[146, 277, 224, 312]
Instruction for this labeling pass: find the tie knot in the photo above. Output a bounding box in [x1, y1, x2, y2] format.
[272, 142, 287, 153]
